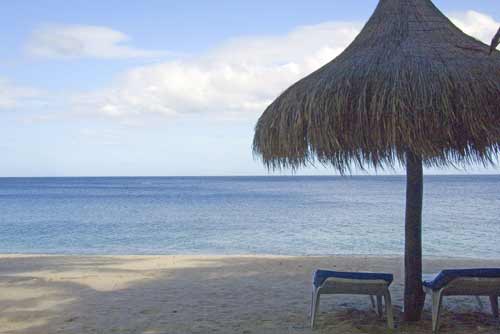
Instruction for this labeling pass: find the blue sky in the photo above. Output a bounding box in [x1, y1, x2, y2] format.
[1, 0, 499, 176]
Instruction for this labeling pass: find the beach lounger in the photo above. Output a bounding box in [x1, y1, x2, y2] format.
[310, 270, 394, 329]
[423, 268, 500, 333]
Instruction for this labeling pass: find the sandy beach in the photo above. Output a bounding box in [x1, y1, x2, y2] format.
[0, 255, 499, 334]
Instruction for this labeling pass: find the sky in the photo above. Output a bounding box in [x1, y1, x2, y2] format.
[1, 0, 499, 177]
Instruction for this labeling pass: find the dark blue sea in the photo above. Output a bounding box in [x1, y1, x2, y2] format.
[0, 176, 498, 258]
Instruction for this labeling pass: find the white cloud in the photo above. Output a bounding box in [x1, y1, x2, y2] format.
[24, 10, 499, 123]
[74, 10, 500, 123]
[72, 21, 362, 121]
[27, 24, 167, 59]
[450, 10, 500, 46]
[0, 78, 42, 111]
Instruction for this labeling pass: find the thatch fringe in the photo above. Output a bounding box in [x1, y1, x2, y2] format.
[253, 0, 500, 173]
[492, 28, 500, 55]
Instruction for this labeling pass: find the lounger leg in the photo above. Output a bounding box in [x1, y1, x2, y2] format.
[310, 288, 314, 317]
[376, 295, 383, 319]
[383, 290, 394, 330]
[311, 290, 321, 329]
[432, 290, 444, 333]
[476, 296, 484, 311]
[370, 295, 376, 310]
[490, 295, 499, 319]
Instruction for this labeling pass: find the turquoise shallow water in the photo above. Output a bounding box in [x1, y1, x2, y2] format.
[0, 176, 498, 257]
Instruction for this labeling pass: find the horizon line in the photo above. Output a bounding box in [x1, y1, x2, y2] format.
[0, 173, 499, 179]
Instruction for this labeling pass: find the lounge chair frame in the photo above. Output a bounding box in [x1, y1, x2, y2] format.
[424, 277, 500, 333]
[310, 277, 394, 329]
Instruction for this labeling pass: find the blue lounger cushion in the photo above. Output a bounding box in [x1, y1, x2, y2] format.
[313, 270, 394, 288]
[423, 268, 500, 290]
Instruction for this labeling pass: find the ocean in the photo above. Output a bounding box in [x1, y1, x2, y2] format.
[0, 176, 498, 258]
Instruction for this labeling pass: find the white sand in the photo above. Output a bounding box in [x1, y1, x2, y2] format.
[0, 255, 499, 333]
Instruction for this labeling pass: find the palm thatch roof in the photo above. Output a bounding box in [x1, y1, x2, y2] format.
[253, 0, 500, 172]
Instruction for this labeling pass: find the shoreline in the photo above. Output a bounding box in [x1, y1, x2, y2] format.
[1, 255, 499, 333]
[1, 253, 498, 261]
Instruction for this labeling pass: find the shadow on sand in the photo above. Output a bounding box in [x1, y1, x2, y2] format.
[0, 255, 499, 334]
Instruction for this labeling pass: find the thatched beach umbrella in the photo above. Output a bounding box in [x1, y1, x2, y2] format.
[253, 0, 500, 321]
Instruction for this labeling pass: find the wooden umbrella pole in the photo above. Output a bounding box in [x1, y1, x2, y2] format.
[404, 151, 425, 321]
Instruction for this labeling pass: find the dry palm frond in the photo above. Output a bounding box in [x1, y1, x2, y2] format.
[253, 0, 500, 173]
[491, 27, 500, 55]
